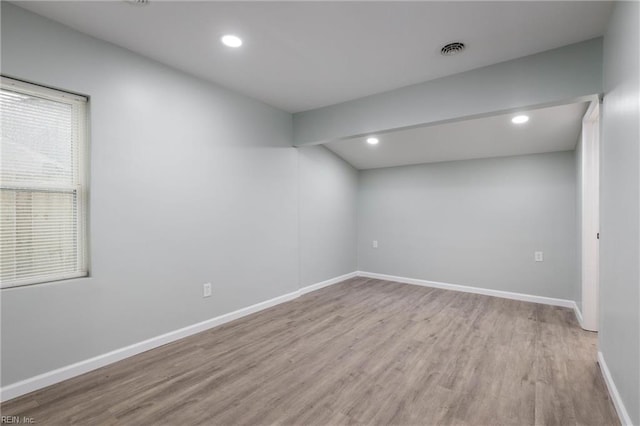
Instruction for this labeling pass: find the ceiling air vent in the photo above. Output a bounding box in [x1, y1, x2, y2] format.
[440, 42, 466, 56]
[124, 0, 150, 5]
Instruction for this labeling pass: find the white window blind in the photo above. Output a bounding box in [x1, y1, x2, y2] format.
[1, 77, 88, 288]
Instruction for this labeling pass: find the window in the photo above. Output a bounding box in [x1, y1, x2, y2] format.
[1, 77, 88, 288]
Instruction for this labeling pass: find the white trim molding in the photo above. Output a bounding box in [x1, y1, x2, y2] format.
[579, 98, 601, 332]
[597, 351, 634, 426]
[0, 271, 358, 402]
[299, 272, 358, 295]
[357, 271, 575, 308]
[573, 302, 585, 329]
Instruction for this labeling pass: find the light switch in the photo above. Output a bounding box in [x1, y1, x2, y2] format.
[535, 251, 544, 262]
[372, 240, 378, 249]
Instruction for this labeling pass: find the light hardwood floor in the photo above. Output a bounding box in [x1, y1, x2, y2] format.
[1, 277, 619, 425]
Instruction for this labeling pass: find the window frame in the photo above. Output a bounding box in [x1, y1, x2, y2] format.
[0, 76, 89, 288]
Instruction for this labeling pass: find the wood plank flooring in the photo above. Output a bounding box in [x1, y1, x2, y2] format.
[1, 277, 619, 425]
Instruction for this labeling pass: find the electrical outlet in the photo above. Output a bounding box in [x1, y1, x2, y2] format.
[534, 251, 544, 262]
[373, 240, 378, 249]
[203, 282, 212, 298]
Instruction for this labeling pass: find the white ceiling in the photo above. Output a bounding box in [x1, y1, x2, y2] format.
[14, 1, 611, 113]
[324, 102, 589, 170]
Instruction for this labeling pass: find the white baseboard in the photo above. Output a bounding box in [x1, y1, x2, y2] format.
[299, 271, 358, 295]
[597, 351, 634, 426]
[357, 271, 575, 308]
[0, 271, 358, 403]
[572, 302, 585, 329]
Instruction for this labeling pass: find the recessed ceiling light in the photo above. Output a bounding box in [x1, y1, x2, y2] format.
[366, 137, 379, 145]
[511, 115, 529, 124]
[221, 35, 243, 48]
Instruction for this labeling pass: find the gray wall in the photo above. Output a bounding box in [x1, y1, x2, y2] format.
[600, 1, 640, 423]
[358, 152, 577, 300]
[293, 38, 603, 145]
[299, 146, 358, 286]
[0, 3, 357, 387]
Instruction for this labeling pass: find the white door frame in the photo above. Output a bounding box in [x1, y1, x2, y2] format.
[580, 99, 600, 332]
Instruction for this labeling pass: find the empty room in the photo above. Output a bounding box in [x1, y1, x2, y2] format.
[0, 1, 638, 425]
